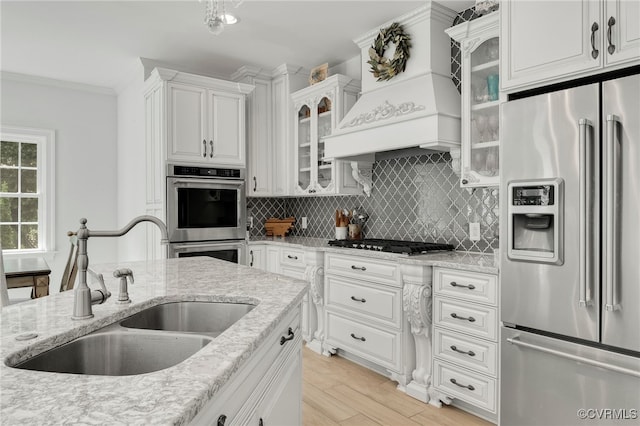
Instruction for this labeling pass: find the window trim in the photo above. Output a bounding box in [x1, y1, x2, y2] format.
[1, 125, 55, 255]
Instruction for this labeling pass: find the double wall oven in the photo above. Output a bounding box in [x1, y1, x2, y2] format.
[166, 164, 247, 264]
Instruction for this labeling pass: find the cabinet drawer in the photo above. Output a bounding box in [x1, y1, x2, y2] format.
[434, 268, 497, 306]
[434, 296, 497, 341]
[325, 252, 399, 286]
[280, 248, 305, 267]
[325, 311, 400, 371]
[433, 359, 497, 413]
[434, 328, 497, 376]
[326, 275, 401, 329]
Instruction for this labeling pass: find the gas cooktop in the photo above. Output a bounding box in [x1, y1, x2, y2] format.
[327, 239, 455, 255]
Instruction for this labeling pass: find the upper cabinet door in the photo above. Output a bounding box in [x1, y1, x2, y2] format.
[167, 82, 207, 163]
[208, 91, 245, 166]
[315, 95, 335, 193]
[501, 0, 602, 91]
[295, 104, 313, 194]
[604, 0, 640, 66]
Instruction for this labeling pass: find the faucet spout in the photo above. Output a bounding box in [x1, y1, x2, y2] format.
[69, 215, 169, 320]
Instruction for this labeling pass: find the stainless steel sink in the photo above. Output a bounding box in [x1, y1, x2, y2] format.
[11, 301, 255, 376]
[13, 330, 211, 376]
[119, 301, 255, 337]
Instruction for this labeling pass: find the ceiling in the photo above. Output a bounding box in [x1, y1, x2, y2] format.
[0, 0, 475, 90]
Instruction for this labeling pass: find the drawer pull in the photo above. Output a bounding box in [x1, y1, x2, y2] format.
[450, 378, 475, 391]
[451, 312, 476, 322]
[450, 281, 476, 290]
[350, 333, 366, 342]
[287, 255, 298, 260]
[351, 265, 367, 271]
[280, 327, 294, 345]
[217, 414, 227, 426]
[450, 345, 476, 357]
[350, 296, 366, 303]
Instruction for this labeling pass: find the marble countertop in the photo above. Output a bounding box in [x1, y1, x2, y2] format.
[0, 257, 308, 425]
[249, 236, 498, 274]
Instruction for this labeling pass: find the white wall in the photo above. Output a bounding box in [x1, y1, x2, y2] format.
[115, 62, 148, 262]
[1, 75, 119, 293]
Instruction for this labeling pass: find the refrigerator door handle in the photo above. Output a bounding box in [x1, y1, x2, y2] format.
[578, 119, 594, 307]
[604, 115, 621, 312]
[507, 337, 640, 378]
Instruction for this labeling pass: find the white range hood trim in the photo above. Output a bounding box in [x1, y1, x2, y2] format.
[324, 114, 460, 159]
[323, 2, 461, 160]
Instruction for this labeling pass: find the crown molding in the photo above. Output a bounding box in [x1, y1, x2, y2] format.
[0, 71, 116, 95]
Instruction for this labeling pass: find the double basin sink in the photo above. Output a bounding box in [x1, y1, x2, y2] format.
[11, 301, 255, 376]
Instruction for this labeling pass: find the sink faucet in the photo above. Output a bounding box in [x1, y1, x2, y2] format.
[68, 215, 169, 320]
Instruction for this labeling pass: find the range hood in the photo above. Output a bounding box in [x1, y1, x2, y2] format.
[324, 2, 461, 160]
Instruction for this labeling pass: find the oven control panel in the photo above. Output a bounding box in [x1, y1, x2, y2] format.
[170, 164, 244, 179]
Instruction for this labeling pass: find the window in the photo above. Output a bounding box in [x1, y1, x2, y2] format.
[0, 126, 55, 253]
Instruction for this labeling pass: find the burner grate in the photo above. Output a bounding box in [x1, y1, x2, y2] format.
[328, 239, 454, 255]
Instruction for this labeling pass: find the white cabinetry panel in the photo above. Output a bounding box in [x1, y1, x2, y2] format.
[326, 311, 400, 371]
[168, 83, 207, 162]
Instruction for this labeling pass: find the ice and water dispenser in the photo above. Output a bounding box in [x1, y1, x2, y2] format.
[507, 179, 564, 265]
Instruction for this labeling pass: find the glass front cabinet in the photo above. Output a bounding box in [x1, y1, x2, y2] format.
[447, 12, 500, 188]
[292, 75, 371, 196]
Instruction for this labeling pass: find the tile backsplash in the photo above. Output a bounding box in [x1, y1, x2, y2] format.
[248, 153, 499, 253]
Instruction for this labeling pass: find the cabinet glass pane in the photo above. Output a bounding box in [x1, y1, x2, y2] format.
[471, 107, 499, 145]
[316, 97, 333, 190]
[470, 37, 499, 108]
[298, 105, 312, 191]
[470, 145, 499, 177]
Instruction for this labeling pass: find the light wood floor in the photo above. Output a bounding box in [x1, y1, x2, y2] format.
[302, 347, 492, 426]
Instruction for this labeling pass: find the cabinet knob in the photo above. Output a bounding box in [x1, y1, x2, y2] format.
[461, 179, 469, 185]
[350, 333, 366, 342]
[449, 281, 476, 290]
[279, 327, 294, 345]
[450, 312, 476, 322]
[450, 378, 475, 391]
[607, 16, 616, 55]
[590, 22, 600, 59]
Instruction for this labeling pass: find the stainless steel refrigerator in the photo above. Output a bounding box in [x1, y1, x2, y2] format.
[500, 73, 640, 425]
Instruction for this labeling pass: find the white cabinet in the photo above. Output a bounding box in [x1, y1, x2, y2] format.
[446, 13, 500, 188]
[247, 242, 325, 354]
[323, 252, 414, 386]
[501, 0, 640, 92]
[430, 267, 499, 420]
[145, 67, 252, 168]
[604, 0, 640, 66]
[234, 65, 308, 197]
[248, 244, 265, 269]
[292, 75, 372, 196]
[190, 306, 302, 426]
[167, 83, 246, 166]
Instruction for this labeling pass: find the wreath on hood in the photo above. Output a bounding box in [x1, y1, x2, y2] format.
[367, 22, 411, 82]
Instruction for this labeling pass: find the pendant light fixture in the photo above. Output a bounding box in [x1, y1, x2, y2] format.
[202, 0, 239, 35]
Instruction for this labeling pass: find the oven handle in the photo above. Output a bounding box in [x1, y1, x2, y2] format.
[168, 178, 245, 187]
[170, 242, 245, 251]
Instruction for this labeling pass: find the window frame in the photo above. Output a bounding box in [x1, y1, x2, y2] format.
[0, 125, 55, 255]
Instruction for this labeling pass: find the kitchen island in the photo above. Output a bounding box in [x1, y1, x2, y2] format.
[0, 257, 308, 425]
